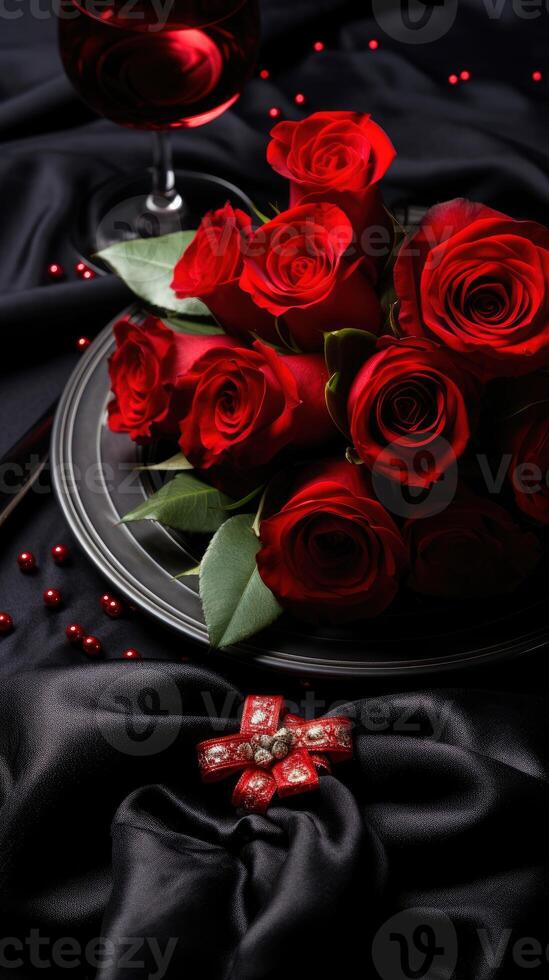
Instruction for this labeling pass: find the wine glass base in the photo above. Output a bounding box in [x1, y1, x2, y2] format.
[76, 169, 256, 271]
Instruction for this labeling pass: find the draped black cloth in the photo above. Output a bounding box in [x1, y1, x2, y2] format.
[2, 1, 549, 977]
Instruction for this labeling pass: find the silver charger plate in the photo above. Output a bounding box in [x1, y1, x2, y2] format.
[51, 312, 549, 677]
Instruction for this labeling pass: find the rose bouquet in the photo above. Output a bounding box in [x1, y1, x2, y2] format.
[101, 111, 547, 649]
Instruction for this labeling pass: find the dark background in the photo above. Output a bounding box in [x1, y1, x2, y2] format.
[1, 3, 549, 978]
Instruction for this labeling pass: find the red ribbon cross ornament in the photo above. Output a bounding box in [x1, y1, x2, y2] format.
[197, 695, 353, 814]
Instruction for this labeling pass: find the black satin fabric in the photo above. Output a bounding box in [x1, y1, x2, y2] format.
[2, 1, 549, 977]
[1, 666, 549, 980]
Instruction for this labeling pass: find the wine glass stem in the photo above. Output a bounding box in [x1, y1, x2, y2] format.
[147, 132, 184, 214]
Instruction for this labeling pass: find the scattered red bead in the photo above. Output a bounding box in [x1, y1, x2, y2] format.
[48, 263, 65, 281]
[44, 588, 62, 609]
[100, 592, 112, 606]
[75, 261, 96, 280]
[368, 38, 379, 50]
[52, 544, 69, 565]
[122, 648, 141, 660]
[83, 635, 102, 658]
[259, 68, 270, 80]
[532, 70, 543, 82]
[460, 70, 471, 81]
[66, 623, 85, 645]
[76, 336, 91, 351]
[448, 74, 459, 85]
[17, 551, 36, 573]
[0, 613, 13, 635]
[104, 597, 123, 619]
[313, 41, 325, 52]
[268, 107, 281, 119]
[294, 92, 306, 106]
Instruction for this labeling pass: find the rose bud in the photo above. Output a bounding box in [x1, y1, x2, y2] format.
[497, 374, 549, 524]
[239, 203, 381, 352]
[348, 337, 482, 487]
[178, 341, 335, 492]
[394, 198, 549, 378]
[404, 490, 541, 598]
[171, 202, 278, 343]
[267, 111, 396, 239]
[256, 460, 408, 622]
[107, 315, 238, 443]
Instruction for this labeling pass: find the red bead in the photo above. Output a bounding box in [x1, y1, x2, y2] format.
[43, 588, 62, 609]
[48, 263, 65, 280]
[259, 68, 270, 80]
[66, 623, 85, 645]
[76, 336, 91, 351]
[368, 39, 379, 50]
[104, 597, 123, 619]
[532, 70, 543, 82]
[100, 592, 112, 606]
[294, 93, 306, 106]
[313, 41, 325, 52]
[0, 613, 13, 635]
[17, 550, 36, 572]
[448, 74, 459, 85]
[51, 544, 69, 565]
[268, 107, 281, 119]
[83, 635, 102, 657]
[75, 261, 96, 280]
[122, 648, 141, 660]
[460, 70, 470, 81]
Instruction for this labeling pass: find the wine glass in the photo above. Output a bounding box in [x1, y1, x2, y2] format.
[58, 0, 260, 254]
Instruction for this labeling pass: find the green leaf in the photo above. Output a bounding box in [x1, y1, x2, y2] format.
[275, 317, 303, 353]
[223, 484, 265, 512]
[98, 231, 211, 317]
[175, 564, 201, 578]
[324, 329, 378, 435]
[163, 316, 225, 336]
[136, 452, 193, 472]
[345, 446, 364, 465]
[252, 487, 268, 537]
[200, 514, 282, 648]
[377, 208, 407, 338]
[250, 202, 271, 225]
[121, 472, 233, 533]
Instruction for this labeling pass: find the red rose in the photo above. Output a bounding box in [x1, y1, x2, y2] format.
[267, 111, 396, 236]
[498, 375, 549, 524]
[171, 202, 277, 342]
[177, 342, 334, 490]
[257, 460, 408, 622]
[348, 337, 481, 486]
[394, 199, 549, 378]
[108, 315, 238, 443]
[404, 490, 541, 598]
[239, 203, 381, 352]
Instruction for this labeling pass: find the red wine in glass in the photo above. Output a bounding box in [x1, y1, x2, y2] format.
[58, 0, 260, 252]
[59, 0, 260, 129]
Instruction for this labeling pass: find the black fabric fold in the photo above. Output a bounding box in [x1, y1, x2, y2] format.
[1, 667, 549, 979]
